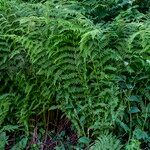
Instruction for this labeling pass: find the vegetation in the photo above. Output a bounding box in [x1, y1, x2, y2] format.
[0, 0, 150, 149]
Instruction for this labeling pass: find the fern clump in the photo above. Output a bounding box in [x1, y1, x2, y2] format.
[90, 132, 122, 150]
[0, 0, 150, 149]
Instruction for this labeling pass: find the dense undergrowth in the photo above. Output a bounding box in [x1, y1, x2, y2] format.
[0, 0, 150, 149]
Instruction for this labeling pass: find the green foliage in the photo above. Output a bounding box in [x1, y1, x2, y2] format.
[90, 132, 122, 150]
[0, 0, 150, 149]
[125, 138, 141, 150]
[0, 132, 8, 150]
[11, 137, 28, 150]
[0, 125, 19, 149]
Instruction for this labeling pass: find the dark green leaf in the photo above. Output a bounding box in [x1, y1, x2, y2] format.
[128, 96, 140, 102]
[128, 107, 140, 114]
[78, 137, 90, 144]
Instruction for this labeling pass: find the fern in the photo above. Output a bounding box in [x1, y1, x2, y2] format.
[11, 137, 28, 150]
[0, 132, 8, 150]
[90, 132, 122, 150]
[0, 0, 150, 149]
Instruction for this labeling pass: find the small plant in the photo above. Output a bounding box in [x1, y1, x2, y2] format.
[126, 139, 141, 150]
[90, 132, 122, 150]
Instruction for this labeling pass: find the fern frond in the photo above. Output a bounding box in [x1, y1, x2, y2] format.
[90, 132, 122, 150]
